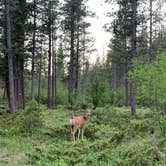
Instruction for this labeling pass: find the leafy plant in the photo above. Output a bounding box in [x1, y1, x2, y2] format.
[26, 100, 46, 113]
[88, 81, 110, 108]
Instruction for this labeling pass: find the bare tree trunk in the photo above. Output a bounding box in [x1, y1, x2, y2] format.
[38, 43, 42, 103]
[47, 17, 52, 108]
[20, 58, 25, 108]
[80, 25, 86, 91]
[14, 0, 26, 109]
[75, 29, 79, 91]
[112, 62, 117, 90]
[14, 57, 25, 109]
[31, 0, 37, 100]
[52, 30, 56, 107]
[123, 37, 129, 106]
[4, 0, 16, 113]
[149, 0, 153, 63]
[130, 0, 137, 116]
[124, 58, 129, 106]
[130, 80, 136, 115]
[68, 1, 75, 104]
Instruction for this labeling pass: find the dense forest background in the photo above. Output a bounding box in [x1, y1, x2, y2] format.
[0, 0, 166, 165]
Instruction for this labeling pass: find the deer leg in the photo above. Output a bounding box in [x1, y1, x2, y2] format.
[73, 128, 77, 141]
[71, 126, 76, 141]
[78, 129, 80, 139]
[73, 132, 75, 141]
[70, 130, 74, 141]
[72, 131, 76, 141]
[81, 128, 84, 140]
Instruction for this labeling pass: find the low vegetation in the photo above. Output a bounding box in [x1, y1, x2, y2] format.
[0, 105, 166, 165]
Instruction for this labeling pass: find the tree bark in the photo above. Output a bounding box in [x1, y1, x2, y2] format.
[52, 30, 56, 107]
[31, 0, 37, 100]
[130, 80, 136, 115]
[38, 43, 42, 103]
[14, 56, 25, 109]
[123, 37, 129, 106]
[47, 16, 52, 108]
[75, 29, 79, 91]
[68, 1, 75, 104]
[4, 0, 16, 113]
[112, 62, 117, 90]
[130, 0, 137, 115]
[124, 58, 129, 106]
[14, 0, 26, 109]
[149, 0, 153, 63]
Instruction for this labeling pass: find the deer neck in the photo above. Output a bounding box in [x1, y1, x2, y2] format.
[83, 115, 90, 121]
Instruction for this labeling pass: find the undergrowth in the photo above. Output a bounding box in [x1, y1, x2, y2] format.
[0, 106, 166, 165]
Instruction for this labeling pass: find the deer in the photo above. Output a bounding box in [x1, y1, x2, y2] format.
[70, 108, 92, 141]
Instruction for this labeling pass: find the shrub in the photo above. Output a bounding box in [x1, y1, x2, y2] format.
[88, 81, 110, 108]
[129, 52, 166, 110]
[22, 100, 46, 132]
[71, 92, 92, 109]
[21, 111, 43, 133]
[56, 81, 69, 105]
[26, 100, 46, 113]
[110, 88, 124, 107]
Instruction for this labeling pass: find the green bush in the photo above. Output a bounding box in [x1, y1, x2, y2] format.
[26, 100, 46, 113]
[0, 100, 45, 135]
[88, 81, 110, 108]
[23, 100, 45, 132]
[21, 111, 43, 133]
[42, 123, 70, 141]
[129, 52, 166, 110]
[71, 92, 92, 109]
[56, 81, 69, 105]
[109, 139, 162, 166]
[110, 88, 124, 107]
[27, 137, 164, 166]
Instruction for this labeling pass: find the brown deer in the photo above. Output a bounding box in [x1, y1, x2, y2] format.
[70, 108, 91, 141]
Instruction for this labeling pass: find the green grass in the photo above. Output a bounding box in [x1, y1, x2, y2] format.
[0, 107, 166, 165]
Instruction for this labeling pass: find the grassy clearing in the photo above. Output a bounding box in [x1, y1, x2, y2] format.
[0, 107, 166, 165]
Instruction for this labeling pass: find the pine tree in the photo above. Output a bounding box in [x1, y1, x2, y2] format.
[4, 0, 16, 113]
[62, 0, 89, 103]
[130, 0, 137, 115]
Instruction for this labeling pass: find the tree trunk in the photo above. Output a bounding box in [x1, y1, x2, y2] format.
[75, 29, 79, 91]
[4, 0, 16, 113]
[149, 0, 153, 63]
[112, 62, 117, 90]
[52, 30, 56, 107]
[38, 43, 42, 103]
[124, 58, 129, 106]
[14, 57, 25, 109]
[14, 0, 26, 109]
[130, 0, 137, 115]
[31, 0, 37, 100]
[130, 80, 136, 115]
[80, 25, 86, 91]
[124, 37, 129, 106]
[68, 1, 75, 104]
[47, 17, 52, 108]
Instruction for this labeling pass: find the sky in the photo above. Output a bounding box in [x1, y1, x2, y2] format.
[85, 0, 113, 63]
[86, 0, 166, 63]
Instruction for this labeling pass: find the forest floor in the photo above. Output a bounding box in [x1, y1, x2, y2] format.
[0, 106, 166, 165]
